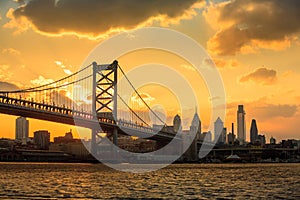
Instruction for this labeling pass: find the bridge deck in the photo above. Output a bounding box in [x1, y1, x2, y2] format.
[0, 95, 183, 142]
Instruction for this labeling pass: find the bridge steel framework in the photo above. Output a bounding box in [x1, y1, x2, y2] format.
[0, 60, 210, 160]
[91, 60, 118, 155]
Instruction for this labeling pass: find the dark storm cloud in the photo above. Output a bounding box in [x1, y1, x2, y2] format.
[11, 0, 200, 37]
[239, 67, 277, 85]
[206, 0, 300, 55]
[0, 81, 19, 91]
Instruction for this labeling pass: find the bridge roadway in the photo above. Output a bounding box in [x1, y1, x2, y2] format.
[0, 95, 182, 142]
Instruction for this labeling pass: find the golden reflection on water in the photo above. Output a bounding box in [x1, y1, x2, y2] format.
[0, 163, 299, 199]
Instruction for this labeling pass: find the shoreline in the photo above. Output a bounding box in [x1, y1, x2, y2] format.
[0, 160, 299, 164]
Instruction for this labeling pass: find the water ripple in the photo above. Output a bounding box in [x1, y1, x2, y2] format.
[0, 163, 299, 199]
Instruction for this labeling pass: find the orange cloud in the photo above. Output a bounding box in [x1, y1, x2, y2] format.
[30, 75, 54, 86]
[1, 48, 21, 55]
[204, 0, 300, 55]
[13, 0, 25, 4]
[239, 67, 277, 85]
[200, 57, 240, 69]
[262, 112, 300, 140]
[5, 0, 204, 39]
[54, 61, 73, 75]
[213, 58, 240, 69]
[0, 81, 19, 91]
[227, 97, 298, 121]
[0, 65, 13, 81]
[252, 104, 298, 120]
[0, 47, 24, 67]
[180, 64, 196, 71]
[4, 8, 32, 34]
[130, 92, 155, 108]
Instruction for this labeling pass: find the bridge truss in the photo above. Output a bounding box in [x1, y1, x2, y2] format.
[0, 60, 169, 154]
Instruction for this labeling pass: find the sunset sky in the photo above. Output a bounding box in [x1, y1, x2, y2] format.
[0, 0, 299, 142]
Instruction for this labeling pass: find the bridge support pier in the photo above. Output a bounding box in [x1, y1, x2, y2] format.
[156, 140, 181, 156]
[91, 128, 97, 156]
[182, 133, 199, 162]
[155, 140, 169, 152]
[113, 127, 118, 145]
[91, 61, 119, 157]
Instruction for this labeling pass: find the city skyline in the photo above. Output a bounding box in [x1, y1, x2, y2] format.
[0, 1, 299, 199]
[0, 0, 299, 141]
[7, 104, 295, 144]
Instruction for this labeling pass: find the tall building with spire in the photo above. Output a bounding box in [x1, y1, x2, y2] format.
[190, 108, 201, 138]
[250, 119, 258, 144]
[237, 105, 246, 144]
[214, 117, 224, 143]
[173, 114, 182, 133]
[184, 108, 201, 161]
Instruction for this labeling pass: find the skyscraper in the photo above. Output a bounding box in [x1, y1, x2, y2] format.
[173, 114, 182, 133]
[190, 109, 201, 137]
[237, 105, 246, 144]
[214, 117, 224, 143]
[221, 128, 227, 144]
[15, 117, 29, 145]
[250, 119, 258, 144]
[185, 109, 201, 161]
[227, 123, 235, 145]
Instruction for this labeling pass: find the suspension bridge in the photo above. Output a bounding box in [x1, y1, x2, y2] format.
[0, 61, 199, 156]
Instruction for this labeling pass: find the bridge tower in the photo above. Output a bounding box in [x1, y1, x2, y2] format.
[91, 60, 118, 155]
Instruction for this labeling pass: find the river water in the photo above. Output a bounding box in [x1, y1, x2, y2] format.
[0, 163, 299, 199]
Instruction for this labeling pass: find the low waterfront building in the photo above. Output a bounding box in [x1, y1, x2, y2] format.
[118, 136, 156, 153]
[257, 135, 266, 146]
[200, 131, 212, 142]
[34, 130, 50, 150]
[270, 136, 276, 145]
[54, 130, 80, 144]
